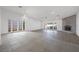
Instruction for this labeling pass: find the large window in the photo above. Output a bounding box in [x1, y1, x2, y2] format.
[23, 20, 25, 30]
[8, 19, 11, 32]
[45, 23, 57, 30]
[13, 20, 17, 31]
[8, 19, 25, 32]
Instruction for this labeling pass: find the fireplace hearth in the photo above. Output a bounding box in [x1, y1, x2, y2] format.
[64, 25, 72, 31]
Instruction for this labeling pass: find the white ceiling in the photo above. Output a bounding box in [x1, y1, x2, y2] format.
[1, 6, 79, 21]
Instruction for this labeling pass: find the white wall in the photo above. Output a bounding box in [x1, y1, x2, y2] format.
[1, 8, 41, 34]
[0, 8, 1, 45]
[76, 12, 79, 36]
[29, 19, 41, 31]
[0, 9, 1, 34]
[25, 17, 41, 31]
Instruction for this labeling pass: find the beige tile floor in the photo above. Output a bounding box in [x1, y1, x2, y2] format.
[0, 30, 79, 52]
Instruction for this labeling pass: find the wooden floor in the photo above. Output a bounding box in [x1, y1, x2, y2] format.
[0, 30, 79, 52]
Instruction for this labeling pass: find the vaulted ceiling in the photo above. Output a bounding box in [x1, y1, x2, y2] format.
[1, 6, 79, 21]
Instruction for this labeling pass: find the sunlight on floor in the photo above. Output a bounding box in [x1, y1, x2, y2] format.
[43, 30, 57, 34]
[12, 32, 26, 35]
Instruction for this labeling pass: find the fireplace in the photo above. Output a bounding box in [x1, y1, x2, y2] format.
[64, 25, 72, 31]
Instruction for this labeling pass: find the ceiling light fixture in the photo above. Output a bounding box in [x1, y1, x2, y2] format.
[18, 6, 23, 8]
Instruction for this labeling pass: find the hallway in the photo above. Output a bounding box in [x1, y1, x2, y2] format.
[0, 30, 79, 52]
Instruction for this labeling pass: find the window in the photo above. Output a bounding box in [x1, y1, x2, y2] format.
[19, 20, 22, 31]
[45, 23, 57, 30]
[23, 20, 25, 30]
[13, 20, 17, 31]
[8, 20, 11, 32]
[8, 19, 25, 32]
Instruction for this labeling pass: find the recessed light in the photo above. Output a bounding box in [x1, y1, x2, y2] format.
[51, 11, 56, 15]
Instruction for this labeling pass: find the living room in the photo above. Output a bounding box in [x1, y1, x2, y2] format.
[0, 6, 79, 52]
